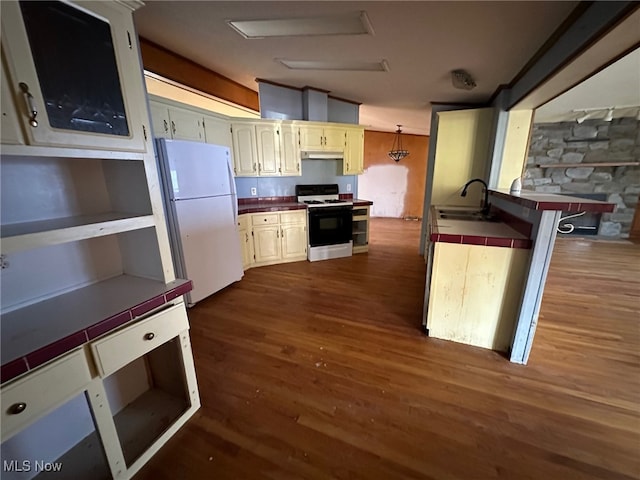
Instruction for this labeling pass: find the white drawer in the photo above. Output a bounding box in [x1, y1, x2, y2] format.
[251, 213, 279, 226]
[280, 210, 306, 224]
[1, 349, 91, 442]
[90, 303, 189, 377]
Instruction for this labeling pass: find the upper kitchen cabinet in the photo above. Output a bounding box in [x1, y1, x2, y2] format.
[430, 108, 495, 208]
[1, 53, 24, 145]
[343, 126, 364, 175]
[232, 120, 301, 177]
[0, 0, 149, 152]
[149, 102, 205, 142]
[148, 95, 232, 148]
[231, 121, 259, 176]
[299, 123, 346, 152]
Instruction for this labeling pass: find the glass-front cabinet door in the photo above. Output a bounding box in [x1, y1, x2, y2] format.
[0, 1, 148, 152]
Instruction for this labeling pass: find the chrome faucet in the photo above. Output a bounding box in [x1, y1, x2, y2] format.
[461, 178, 491, 216]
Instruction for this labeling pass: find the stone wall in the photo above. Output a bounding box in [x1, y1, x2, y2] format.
[525, 118, 640, 237]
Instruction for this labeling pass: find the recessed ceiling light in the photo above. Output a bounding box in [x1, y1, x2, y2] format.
[227, 11, 374, 39]
[277, 59, 389, 72]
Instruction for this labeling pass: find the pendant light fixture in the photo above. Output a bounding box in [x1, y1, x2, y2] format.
[388, 125, 409, 162]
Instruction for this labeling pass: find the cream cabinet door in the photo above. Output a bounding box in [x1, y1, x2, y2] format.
[279, 125, 301, 176]
[149, 102, 171, 138]
[253, 225, 281, 263]
[281, 224, 307, 259]
[431, 108, 494, 207]
[1, 1, 149, 152]
[343, 127, 364, 174]
[167, 107, 205, 142]
[323, 126, 346, 151]
[231, 122, 258, 176]
[255, 124, 279, 176]
[204, 114, 232, 148]
[1, 54, 24, 145]
[238, 226, 254, 269]
[299, 125, 325, 150]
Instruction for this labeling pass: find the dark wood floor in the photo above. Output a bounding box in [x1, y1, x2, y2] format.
[136, 218, 640, 480]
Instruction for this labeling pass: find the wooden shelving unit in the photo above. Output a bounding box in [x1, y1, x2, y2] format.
[537, 161, 639, 168]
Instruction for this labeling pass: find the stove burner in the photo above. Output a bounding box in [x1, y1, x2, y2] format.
[324, 199, 345, 203]
[304, 200, 324, 204]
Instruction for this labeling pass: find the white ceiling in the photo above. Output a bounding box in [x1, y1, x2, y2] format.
[534, 47, 640, 123]
[134, 1, 586, 135]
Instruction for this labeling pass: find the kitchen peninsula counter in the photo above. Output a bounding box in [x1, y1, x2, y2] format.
[430, 206, 531, 249]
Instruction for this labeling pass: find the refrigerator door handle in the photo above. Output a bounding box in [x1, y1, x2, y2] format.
[226, 153, 238, 223]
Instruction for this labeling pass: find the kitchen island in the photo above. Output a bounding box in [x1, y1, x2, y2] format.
[424, 190, 615, 363]
[424, 206, 532, 351]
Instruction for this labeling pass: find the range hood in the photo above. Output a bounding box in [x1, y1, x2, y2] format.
[300, 150, 344, 160]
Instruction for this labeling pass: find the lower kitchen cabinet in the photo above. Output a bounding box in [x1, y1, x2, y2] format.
[426, 242, 529, 351]
[352, 205, 370, 253]
[280, 211, 307, 260]
[0, 303, 199, 480]
[252, 222, 281, 264]
[237, 214, 254, 270]
[239, 210, 307, 269]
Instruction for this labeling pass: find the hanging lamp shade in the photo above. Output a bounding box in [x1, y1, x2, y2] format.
[388, 125, 409, 162]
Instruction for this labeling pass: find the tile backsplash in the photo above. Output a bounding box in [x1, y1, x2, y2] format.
[235, 159, 357, 197]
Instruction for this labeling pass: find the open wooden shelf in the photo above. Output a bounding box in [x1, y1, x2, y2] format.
[35, 430, 111, 480]
[1, 213, 155, 254]
[537, 161, 640, 168]
[113, 388, 187, 467]
[1, 275, 181, 365]
[0, 144, 146, 161]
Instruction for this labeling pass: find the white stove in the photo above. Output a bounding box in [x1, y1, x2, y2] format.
[295, 184, 353, 262]
[298, 195, 353, 208]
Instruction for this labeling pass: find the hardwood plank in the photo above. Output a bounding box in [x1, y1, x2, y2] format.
[135, 219, 640, 480]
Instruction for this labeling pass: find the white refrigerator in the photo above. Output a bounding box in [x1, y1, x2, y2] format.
[156, 138, 243, 306]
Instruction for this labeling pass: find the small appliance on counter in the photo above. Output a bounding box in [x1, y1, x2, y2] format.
[156, 138, 244, 305]
[296, 184, 353, 262]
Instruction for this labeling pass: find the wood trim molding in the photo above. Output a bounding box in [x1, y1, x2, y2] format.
[139, 38, 259, 112]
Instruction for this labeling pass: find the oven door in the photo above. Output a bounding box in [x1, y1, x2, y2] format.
[308, 206, 353, 247]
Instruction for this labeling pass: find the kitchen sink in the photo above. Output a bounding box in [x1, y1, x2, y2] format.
[437, 210, 500, 222]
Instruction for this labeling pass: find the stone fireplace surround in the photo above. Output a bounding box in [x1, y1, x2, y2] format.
[524, 117, 639, 238]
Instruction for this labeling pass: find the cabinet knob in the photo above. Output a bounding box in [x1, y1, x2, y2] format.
[264, 218, 267, 222]
[18, 83, 38, 128]
[8, 402, 27, 415]
[144, 332, 155, 341]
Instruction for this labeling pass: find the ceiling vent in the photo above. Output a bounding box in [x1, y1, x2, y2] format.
[451, 69, 477, 90]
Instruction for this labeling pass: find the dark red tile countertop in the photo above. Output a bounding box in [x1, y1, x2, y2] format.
[238, 196, 306, 214]
[430, 206, 532, 249]
[1, 278, 193, 384]
[237, 195, 373, 213]
[490, 189, 615, 212]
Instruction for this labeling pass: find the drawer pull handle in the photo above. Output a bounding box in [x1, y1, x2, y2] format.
[8, 402, 27, 415]
[144, 332, 155, 341]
